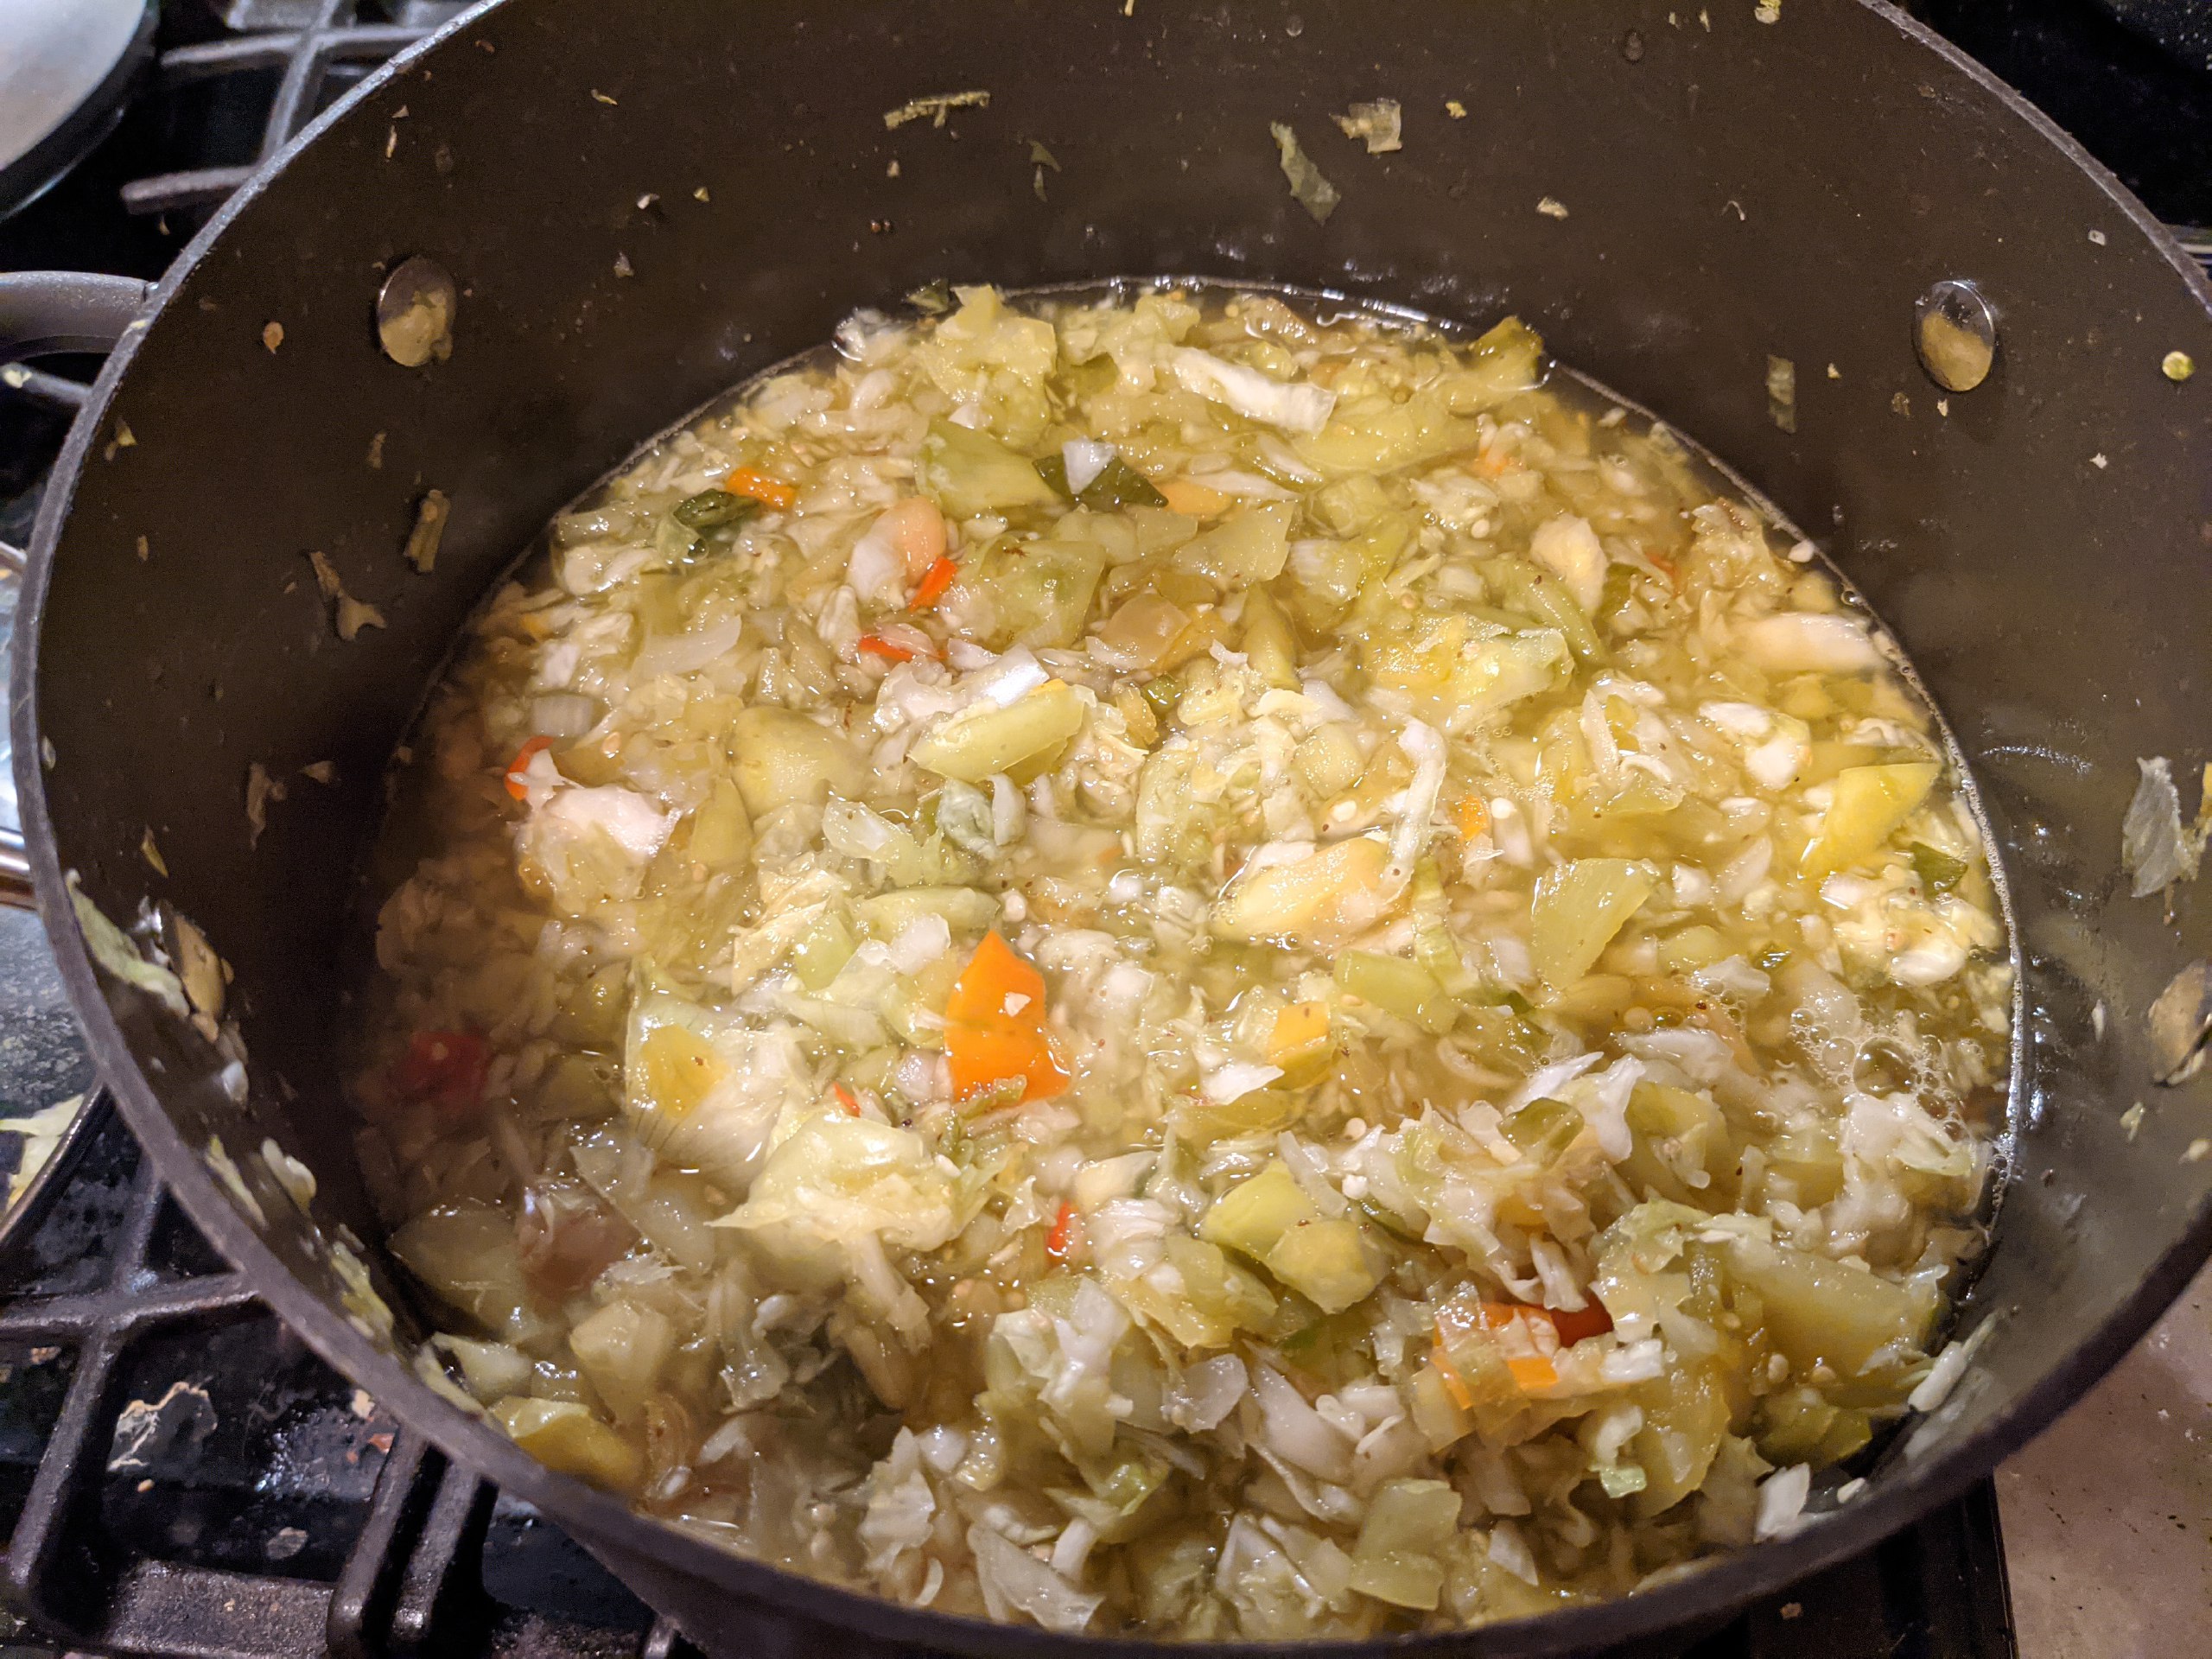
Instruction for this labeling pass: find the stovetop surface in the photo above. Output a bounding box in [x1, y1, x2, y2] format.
[3, 0, 2207, 1653]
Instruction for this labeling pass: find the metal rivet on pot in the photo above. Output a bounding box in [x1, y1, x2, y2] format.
[2150, 959, 2211, 1087]
[1914, 279, 1995, 393]
[377, 255, 456, 368]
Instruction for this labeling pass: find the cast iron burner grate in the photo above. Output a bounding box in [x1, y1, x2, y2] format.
[0, 0, 468, 489]
[0, 1091, 698, 1659]
[118, 0, 463, 223]
[0, 1097, 2014, 1659]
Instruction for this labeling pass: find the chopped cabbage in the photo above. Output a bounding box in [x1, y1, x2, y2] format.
[623, 973, 807, 1190]
[353, 283, 2006, 1637]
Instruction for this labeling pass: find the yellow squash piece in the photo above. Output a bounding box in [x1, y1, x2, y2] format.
[1200, 1161, 1313, 1259]
[1266, 1001, 1335, 1083]
[685, 776, 753, 868]
[1200, 1161, 1379, 1313]
[1347, 1478, 1462, 1610]
[1334, 951, 1457, 1034]
[918, 418, 1057, 517]
[726, 707, 867, 817]
[1801, 761, 1940, 877]
[1530, 858, 1656, 989]
[1732, 1243, 1937, 1376]
[568, 1299, 676, 1427]
[1263, 1216, 1378, 1314]
[1120, 1234, 1277, 1349]
[493, 1397, 644, 1494]
[635, 1023, 724, 1119]
[1239, 587, 1299, 688]
[910, 680, 1086, 783]
[1170, 500, 1294, 586]
[1363, 613, 1570, 723]
[1629, 1362, 1730, 1518]
[1211, 836, 1393, 947]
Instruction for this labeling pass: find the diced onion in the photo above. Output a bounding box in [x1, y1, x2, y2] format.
[1250, 1364, 1354, 1483]
[530, 694, 598, 739]
[1168, 1354, 1249, 1432]
[1753, 1464, 1811, 1541]
[969, 1523, 1103, 1633]
[631, 616, 744, 682]
[1739, 612, 1881, 673]
[1062, 439, 1115, 495]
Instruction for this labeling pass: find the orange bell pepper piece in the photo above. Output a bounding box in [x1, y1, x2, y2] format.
[1504, 1352, 1560, 1392]
[909, 556, 959, 613]
[1431, 1341, 1475, 1409]
[1477, 1298, 1613, 1347]
[1266, 1001, 1331, 1066]
[504, 736, 554, 800]
[944, 931, 1069, 1106]
[1430, 1331, 1555, 1399]
[722, 467, 797, 510]
[1434, 1298, 1613, 1400]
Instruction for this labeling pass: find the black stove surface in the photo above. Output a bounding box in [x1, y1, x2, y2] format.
[1908, 0, 2212, 235]
[5, 0, 2206, 1653]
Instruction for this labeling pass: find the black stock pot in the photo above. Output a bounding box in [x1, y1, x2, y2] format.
[3, 2, 2208, 1652]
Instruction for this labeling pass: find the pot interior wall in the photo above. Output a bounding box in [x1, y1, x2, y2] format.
[20, 0, 2212, 1648]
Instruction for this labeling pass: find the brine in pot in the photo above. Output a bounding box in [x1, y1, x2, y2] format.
[348, 284, 2011, 1637]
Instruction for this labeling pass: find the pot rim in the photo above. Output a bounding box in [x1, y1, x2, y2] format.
[11, 0, 2212, 1651]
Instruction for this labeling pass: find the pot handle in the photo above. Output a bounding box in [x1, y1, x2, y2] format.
[0, 271, 152, 908]
[0, 269, 150, 570]
[0, 271, 151, 365]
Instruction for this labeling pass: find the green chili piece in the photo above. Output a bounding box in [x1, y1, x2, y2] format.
[1037, 451, 1167, 511]
[1910, 842, 1967, 895]
[672, 490, 757, 531]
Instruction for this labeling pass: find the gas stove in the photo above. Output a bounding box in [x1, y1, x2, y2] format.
[2, 3, 2206, 1656]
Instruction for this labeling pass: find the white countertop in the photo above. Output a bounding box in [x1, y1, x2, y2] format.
[2000, 1261, 2212, 1658]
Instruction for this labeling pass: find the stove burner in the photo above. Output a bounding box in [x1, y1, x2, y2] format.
[1915, 0, 2212, 239]
[120, 0, 462, 221]
[0, 0, 157, 222]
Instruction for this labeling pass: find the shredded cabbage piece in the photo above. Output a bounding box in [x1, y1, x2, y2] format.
[2122, 755, 2207, 898]
[1333, 99, 1403, 155]
[1269, 122, 1340, 224]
